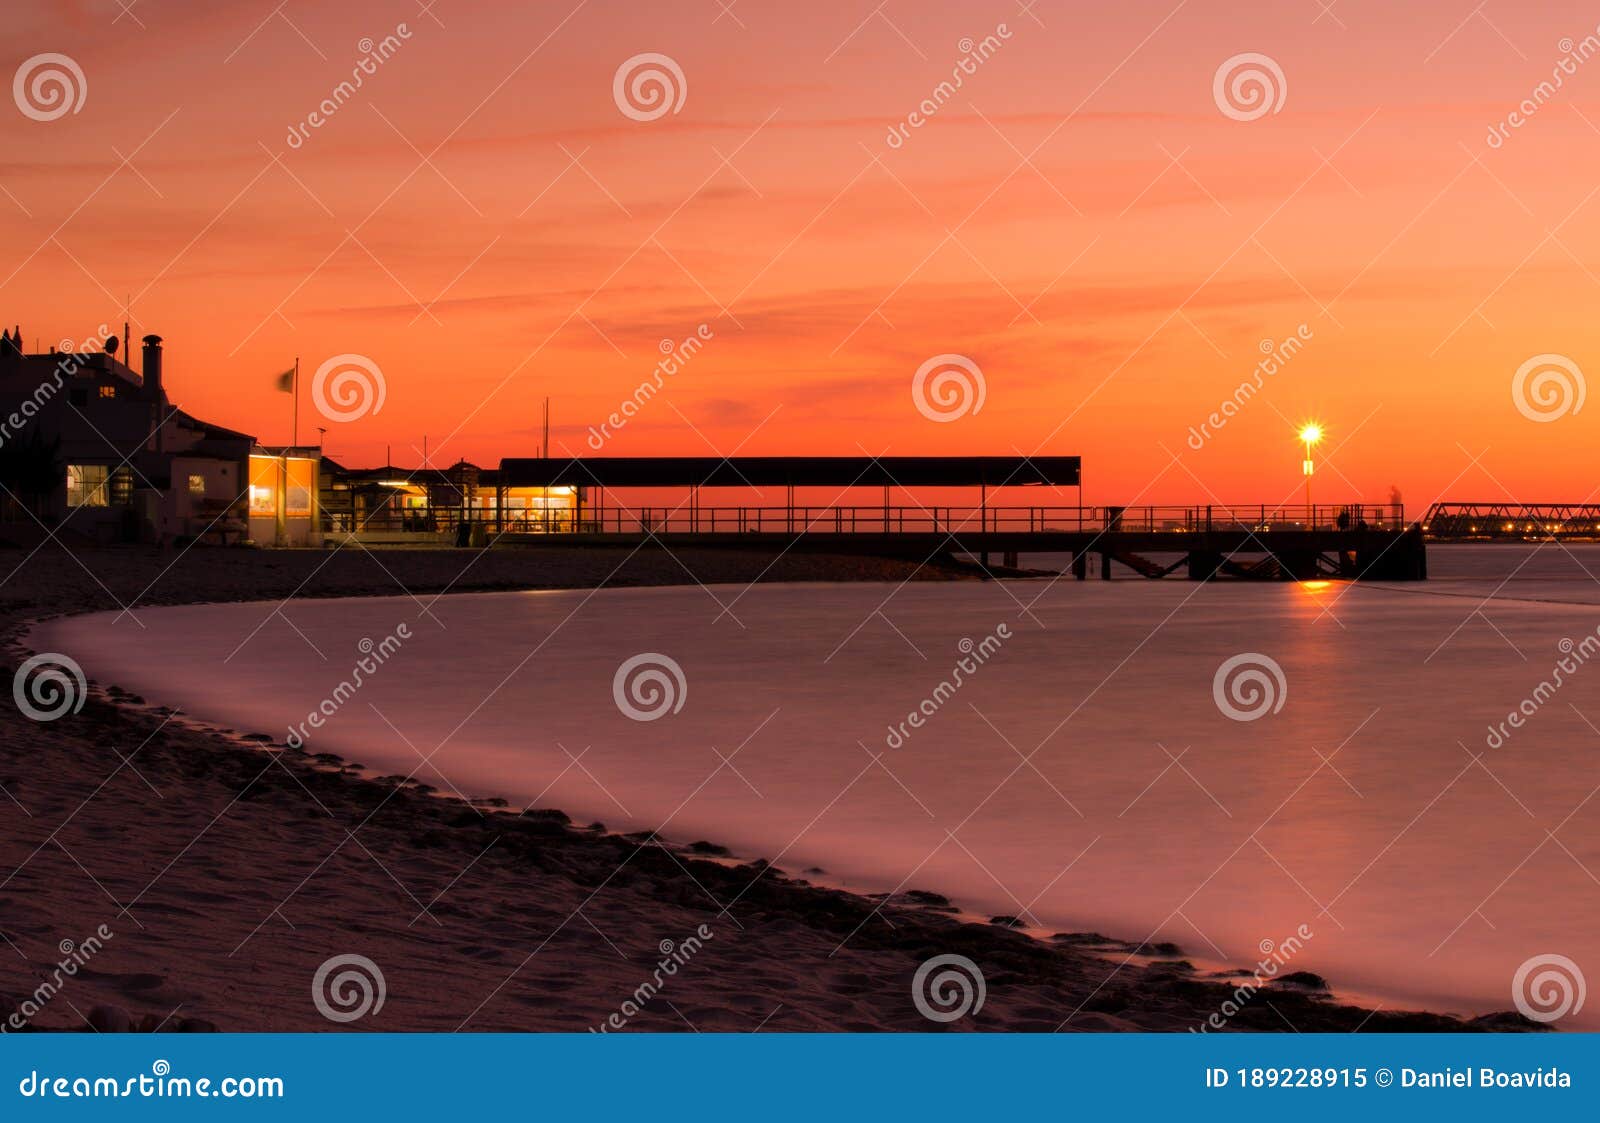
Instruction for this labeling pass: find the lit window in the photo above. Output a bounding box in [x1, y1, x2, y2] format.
[249, 485, 274, 515]
[98, 385, 116, 399]
[188, 474, 206, 495]
[66, 465, 109, 508]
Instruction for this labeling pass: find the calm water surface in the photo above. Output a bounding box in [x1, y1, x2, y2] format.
[34, 545, 1600, 1025]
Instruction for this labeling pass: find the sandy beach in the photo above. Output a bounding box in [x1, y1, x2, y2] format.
[0, 543, 1535, 1032]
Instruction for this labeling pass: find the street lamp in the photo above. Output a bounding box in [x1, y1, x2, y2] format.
[1299, 423, 1323, 519]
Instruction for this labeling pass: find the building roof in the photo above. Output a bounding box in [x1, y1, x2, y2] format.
[496, 456, 1080, 488]
[252, 444, 327, 459]
[321, 461, 490, 490]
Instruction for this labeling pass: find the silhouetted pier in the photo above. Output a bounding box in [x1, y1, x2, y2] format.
[329, 457, 1427, 581]
[499, 502, 1426, 582]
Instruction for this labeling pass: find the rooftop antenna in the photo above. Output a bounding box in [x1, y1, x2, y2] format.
[543, 397, 550, 459]
[423, 435, 429, 469]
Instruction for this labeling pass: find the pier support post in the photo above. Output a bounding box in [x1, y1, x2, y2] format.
[1353, 525, 1427, 581]
[1187, 551, 1222, 581]
[1071, 551, 1087, 580]
[1100, 552, 1111, 580]
[1276, 550, 1321, 581]
[1002, 550, 1018, 569]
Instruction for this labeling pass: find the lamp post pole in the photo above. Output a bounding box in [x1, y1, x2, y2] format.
[1298, 424, 1321, 526]
[1303, 435, 1313, 512]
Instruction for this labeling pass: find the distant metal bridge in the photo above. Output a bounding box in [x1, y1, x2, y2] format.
[1422, 503, 1600, 540]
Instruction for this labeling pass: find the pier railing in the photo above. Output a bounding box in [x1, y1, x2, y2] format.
[477, 502, 1405, 537]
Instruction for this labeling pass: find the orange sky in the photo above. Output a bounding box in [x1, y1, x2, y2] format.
[4, 0, 1600, 510]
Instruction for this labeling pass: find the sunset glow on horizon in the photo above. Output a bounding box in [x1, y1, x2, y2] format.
[5, 1, 1600, 509]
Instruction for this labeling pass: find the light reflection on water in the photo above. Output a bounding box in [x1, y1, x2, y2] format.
[36, 545, 1600, 1025]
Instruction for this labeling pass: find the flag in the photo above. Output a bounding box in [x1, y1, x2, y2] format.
[273, 367, 295, 393]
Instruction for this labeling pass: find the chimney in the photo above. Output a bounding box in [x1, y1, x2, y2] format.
[141, 334, 163, 399]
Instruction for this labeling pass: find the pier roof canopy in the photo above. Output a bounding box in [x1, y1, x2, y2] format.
[496, 456, 1080, 489]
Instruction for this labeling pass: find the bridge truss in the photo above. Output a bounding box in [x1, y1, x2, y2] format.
[1422, 503, 1600, 540]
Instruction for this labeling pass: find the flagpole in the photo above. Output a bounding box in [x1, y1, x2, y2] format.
[292, 357, 300, 449]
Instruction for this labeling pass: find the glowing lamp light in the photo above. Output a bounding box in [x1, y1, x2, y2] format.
[1297, 421, 1323, 514]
